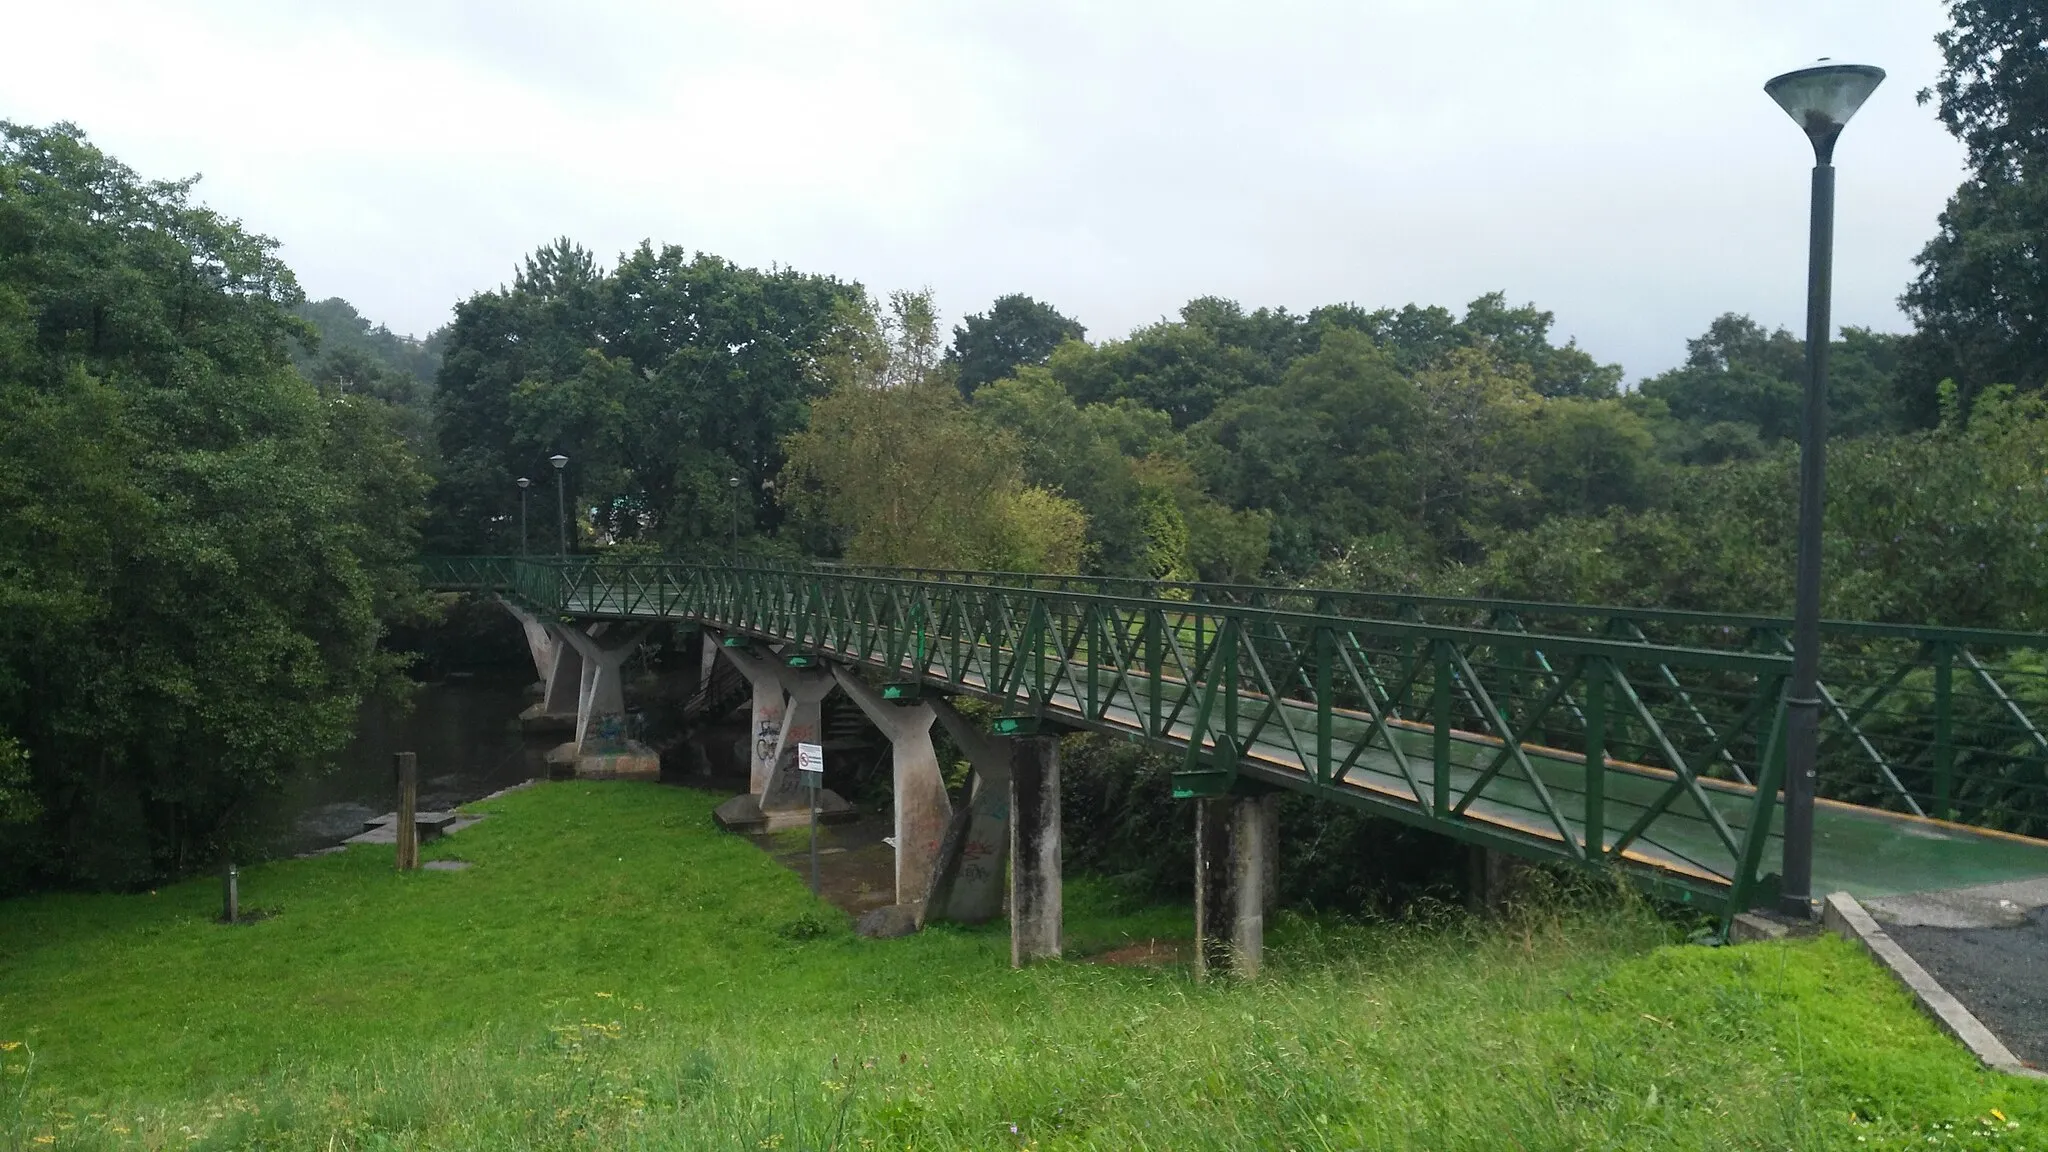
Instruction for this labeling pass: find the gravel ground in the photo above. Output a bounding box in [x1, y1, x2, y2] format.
[1886, 908, 2048, 1070]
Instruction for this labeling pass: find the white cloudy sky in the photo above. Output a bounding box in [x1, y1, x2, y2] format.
[3, 1, 1962, 381]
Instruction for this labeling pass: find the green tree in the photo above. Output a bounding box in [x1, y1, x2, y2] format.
[430, 241, 857, 552]
[781, 291, 1088, 571]
[0, 122, 430, 891]
[1900, 0, 2048, 420]
[947, 293, 1085, 398]
[1638, 315, 1901, 459]
[1192, 330, 1422, 571]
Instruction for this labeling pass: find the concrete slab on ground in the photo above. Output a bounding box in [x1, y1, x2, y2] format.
[345, 814, 486, 846]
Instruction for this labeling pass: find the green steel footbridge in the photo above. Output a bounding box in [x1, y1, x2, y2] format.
[423, 555, 2048, 928]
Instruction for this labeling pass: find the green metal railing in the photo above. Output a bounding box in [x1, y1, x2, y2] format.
[426, 556, 1807, 912]
[800, 563, 2048, 839]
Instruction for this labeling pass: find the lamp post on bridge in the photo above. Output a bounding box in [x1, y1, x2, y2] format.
[1764, 59, 1883, 918]
[550, 454, 570, 557]
[516, 476, 531, 557]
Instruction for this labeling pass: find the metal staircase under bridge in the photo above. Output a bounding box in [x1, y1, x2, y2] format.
[422, 556, 2048, 926]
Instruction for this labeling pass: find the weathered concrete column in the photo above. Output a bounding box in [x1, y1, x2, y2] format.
[500, 598, 558, 686]
[1194, 791, 1277, 980]
[710, 645, 855, 832]
[548, 623, 656, 779]
[1009, 734, 1062, 966]
[760, 665, 835, 812]
[1466, 846, 1531, 917]
[497, 600, 580, 733]
[713, 642, 788, 795]
[530, 630, 585, 728]
[925, 697, 1012, 924]
[832, 670, 951, 906]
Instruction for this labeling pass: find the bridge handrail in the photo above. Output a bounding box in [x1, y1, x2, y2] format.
[421, 555, 2048, 840]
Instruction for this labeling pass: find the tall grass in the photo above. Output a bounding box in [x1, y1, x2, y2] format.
[1, 783, 2040, 1150]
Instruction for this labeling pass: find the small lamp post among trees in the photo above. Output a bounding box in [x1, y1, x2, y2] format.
[550, 454, 570, 556]
[516, 476, 531, 557]
[728, 475, 740, 549]
[1763, 59, 1884, 918]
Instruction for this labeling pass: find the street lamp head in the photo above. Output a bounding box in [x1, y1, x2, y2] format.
[1765, 60, 1884, 164]
[516, 476, 531, 489]
[549, 454, 569, 470]
[728, 475, 740, 489]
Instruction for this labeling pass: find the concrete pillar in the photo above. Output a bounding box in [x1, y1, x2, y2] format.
[709, 640, 854, 832]
[925, 697, 1011, 923]
[832, 670, 951, 906]
[549, 623, 656, 778]
[1009, 734, 1062, 966]
[534, 633, 584, 724]
[714, 642, 788, 795]
[1467, 846, 1530, 917]
[500, 598, 558, 686]
[760, 666, 834, 812]
[497, 600, 579, 732]
[1194, 792, 1277, 980]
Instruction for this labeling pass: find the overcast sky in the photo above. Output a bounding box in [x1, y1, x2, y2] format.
[4, 1, 1964, 382]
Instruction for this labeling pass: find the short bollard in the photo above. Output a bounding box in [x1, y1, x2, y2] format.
[221, 861, 239, 923]
[395, 751, 419, 871]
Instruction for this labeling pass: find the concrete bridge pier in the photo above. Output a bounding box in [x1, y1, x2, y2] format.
[713, 641, 789, 794]
[711, 641, 853, 832]
[832, 670, 952, 907]
[1194, 791, 1277, 980]
[546, 623, 657, 779]
[1009, 733, 1063, 966]
[498, 601, 580, 734]
[925, 698, 1013, 924]
[759, 665, 836, 816]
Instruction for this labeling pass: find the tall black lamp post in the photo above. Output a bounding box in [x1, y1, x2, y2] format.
[1763, 60, 1884, 917]
[550, 454, 570, 556]
[516, 476, 531, 557]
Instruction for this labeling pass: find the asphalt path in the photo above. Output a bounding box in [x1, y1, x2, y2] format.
[1882, 901, 2048, 1070]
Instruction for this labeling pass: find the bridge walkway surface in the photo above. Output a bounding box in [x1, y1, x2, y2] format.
[421, 557, 2048, 930]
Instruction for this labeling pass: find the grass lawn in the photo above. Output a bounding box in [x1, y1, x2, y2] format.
[1, 781, 2042, 1150]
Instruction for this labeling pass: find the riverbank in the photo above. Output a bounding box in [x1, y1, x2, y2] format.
[2, 782, 2040, 1149]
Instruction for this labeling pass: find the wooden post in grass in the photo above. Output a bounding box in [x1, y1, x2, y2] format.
[395, 751, 419, 871]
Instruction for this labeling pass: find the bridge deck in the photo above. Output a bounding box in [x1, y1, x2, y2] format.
[548, 583, 2048, 912]
[422, 557, 2048, 920]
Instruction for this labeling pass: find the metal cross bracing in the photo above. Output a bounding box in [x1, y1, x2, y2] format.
[421, 556, 2048, 921]
[800, 563, 2048, 841]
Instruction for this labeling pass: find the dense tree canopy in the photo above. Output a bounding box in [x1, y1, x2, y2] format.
[947, 293, 1085, 398]
[1900, 0, 2048, 420]
[430, 240, 858, 553]
[0, 122, 429, 890]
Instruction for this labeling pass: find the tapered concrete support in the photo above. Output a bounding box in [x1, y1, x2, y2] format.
[715, 643, 788, 794]
[709, 639, 855, 832]
[547, 623, 656, 778]
[832, 670, 951, 905]
[761, 666, 834, 812]
[1194, 792, 1277, 981]
[925, 697, 1012, 924]
[500, 599, 558, 685]
[1009, 734, 1062, 966]
[495, 600, 579, 732]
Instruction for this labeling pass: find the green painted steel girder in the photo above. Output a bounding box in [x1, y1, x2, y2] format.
[419, 555, 2048, 925]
